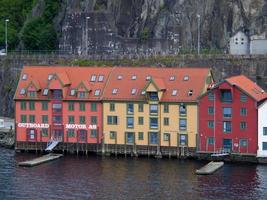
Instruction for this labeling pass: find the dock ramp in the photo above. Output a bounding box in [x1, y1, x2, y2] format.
[196, 161, 224, 175]
[18, 153, 63, 167]
[45, 140, 59, 151]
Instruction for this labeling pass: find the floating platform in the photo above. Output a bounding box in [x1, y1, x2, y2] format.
[18, 153, 63, 167]
[196, 161, 224, 175]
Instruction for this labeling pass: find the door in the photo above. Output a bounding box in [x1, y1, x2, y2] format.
[239, 139, 248, 153]
[223, 139, 232, 152]
[78, 130, 87, 143]
[53, 129, 63, 141]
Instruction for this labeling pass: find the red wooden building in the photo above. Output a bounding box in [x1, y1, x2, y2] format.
[198, 75, 267, 154]
[14, 66, 111, 151]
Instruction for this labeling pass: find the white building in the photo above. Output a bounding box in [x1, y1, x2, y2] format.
[0, 117, 14, 130]
[257, 100, 267, 157]
[229, 30, 250, 55]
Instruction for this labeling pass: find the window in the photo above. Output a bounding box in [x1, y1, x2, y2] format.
[262, 142, 267, 150]
[240, 94, 247, 102]
[41, 129, 48, 137]
[208, 107, 214, 115]
[90, 75, 97, 82]
[29, 115, 35, 123]
[79, 102, 86, 111]
[91, 103, 97, 111]
[179, 134, 188, 145]
[68, 116, 74, 124]
[240, 139, 248, 147]
[112, 88, 118, 94]
[138, 103, 143, 112]
[52, 103, 62, 112]
[48, 74, 53, 80]
[127, 117, 134, 128]
[223, 108, 232, 118]
[21, 115, 27, 123]
[207, 137, 214, 145]
[42, 102, 48, 110]
[240, 108, 247, 116]
[43, 88, 49, 96]
[208, 121, 214, 128]
[221, 90, 232, 102]
[117, 75, 123, 80]
[20, 101, 27, 110]
[150, 118, 158, 129]
[135, 132, 143, 140]
[53, 116, 62, 124]
[149, 92, 158, 100]
[79, 116, 86, 124]
[138, 117, 144, 125]
[126, 132, 134, 143]
[127, 103, 134, 114]
[98, 75, 104, 82]
[223, 121, 232, 133]
[131, 88, 137, 95]
[52, 89, 62, 99]
[164, 133, 170, 141]
[164, 104, 169, 113]
[78, 92, 86, 98]
[28, 129, 36, 140]
[94, 89, 100, 96]
[78, 130, 87, 142]
[90, 130, 97, 138]
[141, 91, 146, 95]
[68, 102, 74, 111]
[169, 76, 175, 81]
[172, 90, 177, 96]
[28, 91, 36, 97]
[149, 132, 158, 144]
[150, 104, 158, 115]
[263, 127, 267, 136]
[91, 116, 97, 124]
[20, 88, 26, 95]
[164, 118, 169, 126]
[110, 103, 115, 111]
[183, 75, 189, 81]
[22, 74, 27, 80]
[188, 90, 193, 96]
[240, 122, 247, 130]
[110, 131, 116, 139]
[146, 75, 151, 80]
[208, 92, 214, 101]
[179, 105, 186, 116]
[29, 102, 35, 110]
[131, 75, 137, 80]
[68, 129, 75, 138]
[107, 116, 118, 125]
[42, 115, 48, 123]
[70, 89, 76, 96]
[179, 119, 187, 130]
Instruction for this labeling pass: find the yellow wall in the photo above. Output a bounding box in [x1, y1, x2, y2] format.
[103, 102, 198, 148]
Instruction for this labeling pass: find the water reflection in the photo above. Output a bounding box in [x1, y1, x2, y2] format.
[0, 147, 267, 200]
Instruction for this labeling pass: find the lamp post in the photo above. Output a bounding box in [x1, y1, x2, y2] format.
[85, 16, 90, 55]
[5, 19, 9, 55]
[197, 14, 200, 55]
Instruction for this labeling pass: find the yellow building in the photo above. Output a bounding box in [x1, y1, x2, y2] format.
[102, 67, 213, 156]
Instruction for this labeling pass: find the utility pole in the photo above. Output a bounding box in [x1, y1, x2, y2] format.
[5, 19, 9, 55]
[197, 14, 200, 55]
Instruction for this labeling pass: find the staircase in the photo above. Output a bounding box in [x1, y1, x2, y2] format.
[45, 140, 59, 151]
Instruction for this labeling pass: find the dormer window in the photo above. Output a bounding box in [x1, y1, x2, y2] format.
[43, 88, 49, 96]
[48, 74, 53, 80]
[131, 75, 137, 80]
[131, 88, 137, 95]
[20, 88, 26, 95]
[98, 75, 104, 82]
[146, 76, 151, 81]
[172, 90, 177, 96]
[117, 75, 123, 80]
[169, 76, 175, 81]
[70, 89, 76, 96]
[112, 88, 118, 94]
[28, 91, 36, 97]
[94, 89, 100, 96]
[183, 76, 189, 81]
[90, 75, 97, 82]
[79, 91, 86, 98]
[22, 74, 27, 80]
[188, 90, 193, 96]
[149, 92, 158, 101]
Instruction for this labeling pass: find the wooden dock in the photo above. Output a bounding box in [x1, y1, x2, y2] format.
[18, 153, 63, 167]
[196, 161, 224, 175]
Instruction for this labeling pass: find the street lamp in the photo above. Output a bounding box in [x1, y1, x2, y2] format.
[197, 14, 200, 55]
[85, 16, 90, 55]
[5, 19, 9, 55]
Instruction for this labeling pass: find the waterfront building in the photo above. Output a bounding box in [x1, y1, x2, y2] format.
[257, 100, 267, 157]
[14, 66, 112, 151]
[102, 67, 213, 156]
[198, 75, 267, 155]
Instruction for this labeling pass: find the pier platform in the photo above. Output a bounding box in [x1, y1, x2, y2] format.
[196, 161, 224, 175]
[18, 153, 63, 167]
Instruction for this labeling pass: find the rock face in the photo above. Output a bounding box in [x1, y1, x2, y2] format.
[58, 0, 267, 55]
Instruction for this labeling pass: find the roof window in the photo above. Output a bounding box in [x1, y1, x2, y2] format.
[98, 75, 104, 82]
[70, 89, 76, 96]
[20, 88, 26, 95]
[43, 88, 49, 96]
[131, 88, 137, 95]
[169, 76, 175, 81]
[131, 75, 137, 80]
[188, 90, 193, 96]
[141, 91, 146, 95]
[146, 75, 151, 81]
[94, 89, 101, 96]
[22, 74, 27, 80]
[112, 88, 118, 94]
[183, 75, 189, 81]
[90, 75, 97, 82]
[117, 75, 123, 80]
[48, 74, 54, 80]
[172, 89, 177, 96]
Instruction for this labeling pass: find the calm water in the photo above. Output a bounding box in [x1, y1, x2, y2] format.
[0, 147, 267, 200]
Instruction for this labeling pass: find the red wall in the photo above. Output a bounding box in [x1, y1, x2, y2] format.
[199, 82, 258, 154]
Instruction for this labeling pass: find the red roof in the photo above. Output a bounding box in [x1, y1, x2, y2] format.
[226, 75, 267, 102]
[15, 66, 211, 102]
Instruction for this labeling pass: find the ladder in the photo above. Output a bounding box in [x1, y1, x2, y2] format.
[45, 140, 59, 151]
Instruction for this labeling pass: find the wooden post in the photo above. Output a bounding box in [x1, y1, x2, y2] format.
[115, 132, 117, 157]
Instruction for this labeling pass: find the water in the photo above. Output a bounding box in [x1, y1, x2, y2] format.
[0, 147, 267, 200]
